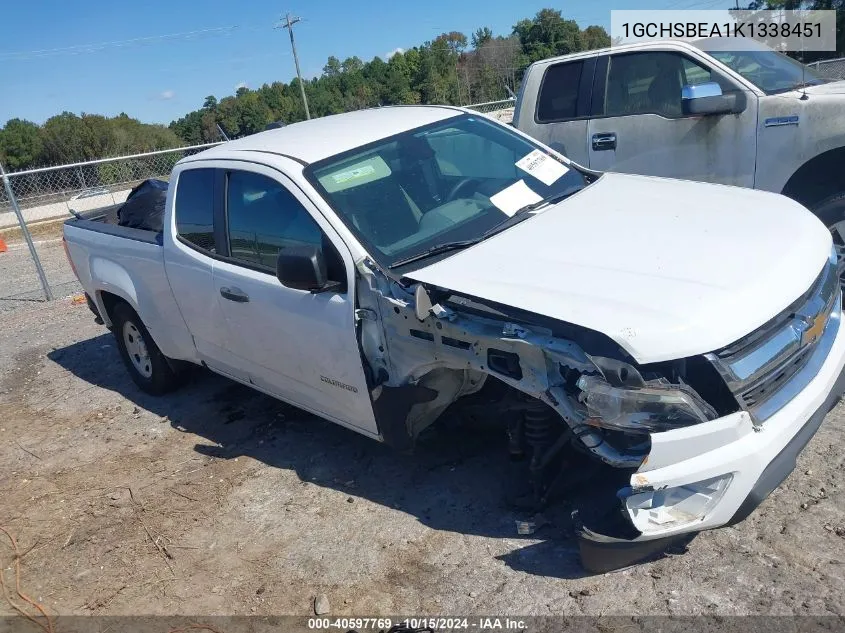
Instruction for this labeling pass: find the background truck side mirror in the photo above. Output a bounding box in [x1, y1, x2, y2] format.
[276, 244, 334, 293]
[681, 82, 741, 116]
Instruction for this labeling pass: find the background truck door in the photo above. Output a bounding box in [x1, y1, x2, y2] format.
[517, 57, 595, 166]
[210, 164, 378, 436]
[586, 50, 757, 187]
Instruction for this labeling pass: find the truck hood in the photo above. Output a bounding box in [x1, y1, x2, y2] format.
[801, 80, 845, 96]
[405, 173, 832, 364]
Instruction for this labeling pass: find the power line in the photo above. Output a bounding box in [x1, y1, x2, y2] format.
[275, 14, 311, 120]
[0, 25, 245, 61]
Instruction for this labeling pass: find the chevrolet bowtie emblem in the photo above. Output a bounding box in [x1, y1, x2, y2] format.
[799, 311, 828, 347]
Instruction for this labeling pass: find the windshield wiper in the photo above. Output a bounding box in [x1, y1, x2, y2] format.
[481, 189, 578, 240]
[389, 189, 581, 270]
[389, 238, 480, 269]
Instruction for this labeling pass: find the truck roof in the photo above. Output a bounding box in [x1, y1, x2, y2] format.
[189, 105, 463, 166]
[523, 39, 705, 69]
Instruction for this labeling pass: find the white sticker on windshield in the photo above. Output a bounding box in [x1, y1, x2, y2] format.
[490, 179, 543, 217]
[332, 164, 375, 184]
[515, 149, 569, 187]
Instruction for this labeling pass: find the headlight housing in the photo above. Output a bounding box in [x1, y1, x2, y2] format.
[576, 374, 718, 433]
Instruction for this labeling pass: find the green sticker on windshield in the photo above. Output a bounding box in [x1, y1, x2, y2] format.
[318, 155, 391, 193]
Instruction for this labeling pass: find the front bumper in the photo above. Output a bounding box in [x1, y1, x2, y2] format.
[580, 307, 845, 573]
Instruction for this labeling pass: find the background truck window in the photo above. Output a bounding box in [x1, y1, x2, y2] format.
[174, 168, 216, 253]
[536, 61, 583, 123]
[605, 52, 711, 119]
[225, 170, 324, 270]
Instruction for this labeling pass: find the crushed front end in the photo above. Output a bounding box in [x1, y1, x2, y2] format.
[355, 248, 845, 572]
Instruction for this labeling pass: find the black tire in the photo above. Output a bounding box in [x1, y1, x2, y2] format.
[814, 192, 845, 286]
[814, 192, 845, 243]
[111, 302, 183, 395]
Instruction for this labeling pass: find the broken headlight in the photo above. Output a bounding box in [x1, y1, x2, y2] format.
[576, 374, 718, 433]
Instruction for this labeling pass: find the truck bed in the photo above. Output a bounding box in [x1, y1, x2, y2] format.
[65, 203, 162, 245]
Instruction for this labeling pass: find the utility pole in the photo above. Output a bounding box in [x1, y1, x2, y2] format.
[276, 13, 311, 120]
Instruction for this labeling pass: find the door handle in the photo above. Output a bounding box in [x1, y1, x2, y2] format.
[592, 132, 617, 151]
[220, 287, 250, 303]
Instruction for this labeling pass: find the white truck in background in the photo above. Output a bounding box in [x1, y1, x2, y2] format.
[514, 39, 845, 245]
[63, 105, 845, 572]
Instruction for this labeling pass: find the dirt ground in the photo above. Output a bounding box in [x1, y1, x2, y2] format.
[1, 227, 845, 620]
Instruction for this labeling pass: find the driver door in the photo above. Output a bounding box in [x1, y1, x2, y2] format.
[210, 163, 378, 436]
[587, 50, 757, 187]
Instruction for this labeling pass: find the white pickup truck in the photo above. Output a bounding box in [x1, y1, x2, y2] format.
[63, 105, 845, 572]
[514, 39, 845, 242]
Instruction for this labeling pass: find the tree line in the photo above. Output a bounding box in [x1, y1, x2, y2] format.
[0, 9, 610, 171]
[170, 9, 612, 143]
[4, 3, 842, 173]
[0, 113, 182, 172]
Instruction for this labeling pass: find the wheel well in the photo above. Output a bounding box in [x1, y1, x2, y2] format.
[781, 147, 845, 210]
[97, 291, 128, 327]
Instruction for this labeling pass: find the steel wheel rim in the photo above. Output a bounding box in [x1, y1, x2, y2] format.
[122, 320, 152, 378]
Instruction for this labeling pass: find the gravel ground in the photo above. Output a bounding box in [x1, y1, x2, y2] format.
[0, 228, 844, 619]
[0, 222, 80, 305]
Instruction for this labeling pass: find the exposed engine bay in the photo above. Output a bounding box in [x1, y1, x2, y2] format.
[354, 258, 741, 567]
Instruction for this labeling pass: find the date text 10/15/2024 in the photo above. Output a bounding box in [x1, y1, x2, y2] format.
[307, 617, 529, 631]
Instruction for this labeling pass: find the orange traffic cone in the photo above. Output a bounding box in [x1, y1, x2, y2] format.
[0, 237, 7, 253]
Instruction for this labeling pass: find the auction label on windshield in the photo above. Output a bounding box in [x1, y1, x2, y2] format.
[515, 150, 568, 187]
[490, 179, 542, 216]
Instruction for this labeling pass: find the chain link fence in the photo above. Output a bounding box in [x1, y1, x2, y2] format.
[808, 57, 845, 80]
[466, 98, 516, 124]
[0, 143, 222, 228]
[0, 143, 221, 307]
[0, 100, 514, 306]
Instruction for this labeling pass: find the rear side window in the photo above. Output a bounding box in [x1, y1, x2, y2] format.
[536, 61, 583, 123]
[174, 168, 215, 252]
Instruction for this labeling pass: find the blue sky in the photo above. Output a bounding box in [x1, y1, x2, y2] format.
[1, 0, 681, 125]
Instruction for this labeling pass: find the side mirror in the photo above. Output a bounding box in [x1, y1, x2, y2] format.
[681, 82, 739, 116]
[276, 244, 339, 293]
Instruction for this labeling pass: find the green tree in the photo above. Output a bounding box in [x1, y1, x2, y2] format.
[436, 31, 468, 54]
[513, 9, 583, 62]
[341, 56, 364, 74]
[472, 27, 494, 49]
[323, 56, 342, 77]
[0, 119, 44, 170]
[581, 25, 611, 51]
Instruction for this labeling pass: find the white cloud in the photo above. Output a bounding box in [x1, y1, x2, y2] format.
[235, 81, 248, 90]
[157, 89, 176, 100]
[384, 47, 404, 59]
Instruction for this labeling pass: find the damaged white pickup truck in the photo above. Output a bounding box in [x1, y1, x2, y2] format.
[63, 106, 845, 572]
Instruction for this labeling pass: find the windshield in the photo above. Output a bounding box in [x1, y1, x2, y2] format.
[707, 49, 827, 94]
[305, 114, 588, 270]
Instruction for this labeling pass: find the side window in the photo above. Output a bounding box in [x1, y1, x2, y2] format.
[225, 171, 345, 286]
[536, 61, 584, 123]
[606, 52, 687, 118]
[681, 57, 712, 87]
[174, 168, 215, 252]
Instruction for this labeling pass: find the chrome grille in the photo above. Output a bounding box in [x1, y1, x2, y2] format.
[707, 251, 840, 422]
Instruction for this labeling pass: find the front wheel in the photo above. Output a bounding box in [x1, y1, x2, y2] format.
[814, 192, 845, 288]
[112, 302, 183, 395]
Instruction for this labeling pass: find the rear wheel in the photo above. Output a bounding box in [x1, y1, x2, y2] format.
[112, 302, 183, 395]
[814, 192, 845, 289]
